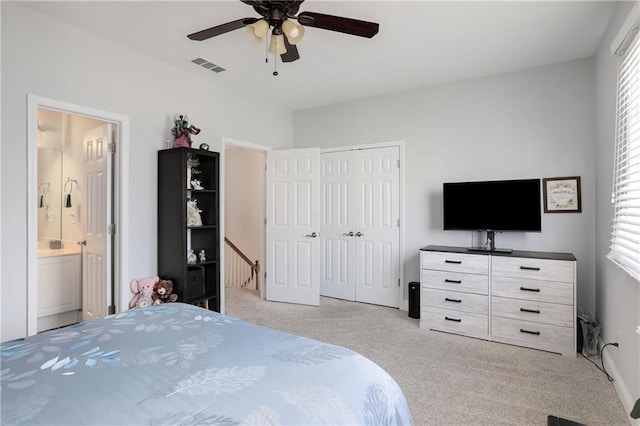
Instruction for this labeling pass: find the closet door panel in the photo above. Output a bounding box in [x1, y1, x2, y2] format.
[354, 146, 401, 308]
[320, 152, 356, 301]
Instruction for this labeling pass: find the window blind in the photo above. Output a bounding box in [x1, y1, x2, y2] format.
[609, 27, 640, 281]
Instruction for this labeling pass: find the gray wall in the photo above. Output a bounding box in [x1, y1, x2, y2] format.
[294, 59, 597, 313]
[595, 1, 640, 412]
[2, 0, 637, 416]
[0, 3, 293, 341]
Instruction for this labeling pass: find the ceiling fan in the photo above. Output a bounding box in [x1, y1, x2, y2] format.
[187, 0, 379, 65]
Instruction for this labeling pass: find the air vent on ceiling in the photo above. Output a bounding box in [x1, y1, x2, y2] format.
[191, 57, 226, 73]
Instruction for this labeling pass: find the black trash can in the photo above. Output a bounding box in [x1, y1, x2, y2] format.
[408, 281, 420, 319]
[576, 316, 584, 353]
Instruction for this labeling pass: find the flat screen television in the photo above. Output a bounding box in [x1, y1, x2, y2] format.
[443, 178, 542, 233]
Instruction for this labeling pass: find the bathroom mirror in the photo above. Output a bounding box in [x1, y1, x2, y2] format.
[37, 147, 63, 241]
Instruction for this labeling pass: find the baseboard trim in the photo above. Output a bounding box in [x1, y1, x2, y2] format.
[599, 338, 638, 425]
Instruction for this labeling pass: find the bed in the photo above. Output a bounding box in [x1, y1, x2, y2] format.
[1, 302, 412, 425]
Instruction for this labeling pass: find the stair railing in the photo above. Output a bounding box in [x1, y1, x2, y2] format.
[224, 237, 260, 291]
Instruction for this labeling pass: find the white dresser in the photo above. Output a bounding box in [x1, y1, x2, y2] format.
[420, 245, 577, 357]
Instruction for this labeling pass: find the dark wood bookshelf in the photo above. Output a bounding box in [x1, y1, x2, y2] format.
[158, 147, 220, 312]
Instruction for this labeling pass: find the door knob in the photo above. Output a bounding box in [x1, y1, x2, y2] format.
[343, 231, 354, 237]
[355, 232, 365, 237]
[77, 240, 87, 246]
[305, 232, 319, 238]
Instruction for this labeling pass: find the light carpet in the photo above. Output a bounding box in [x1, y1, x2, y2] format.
[225, 287, 629, 425]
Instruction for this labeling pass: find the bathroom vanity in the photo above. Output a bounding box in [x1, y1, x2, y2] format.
[37, 243, 82, 332]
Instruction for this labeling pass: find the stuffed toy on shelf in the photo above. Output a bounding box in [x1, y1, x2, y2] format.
[152, 280, 178, 305]
[129, 276, 160, 309]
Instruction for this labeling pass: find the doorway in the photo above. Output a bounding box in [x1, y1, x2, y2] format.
[221, 137, 268, 314]
[27, 95, 130, 336]
[221, 140, 405, 312]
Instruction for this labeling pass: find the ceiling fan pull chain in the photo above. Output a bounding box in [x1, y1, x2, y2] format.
[273, 48, 279, 76]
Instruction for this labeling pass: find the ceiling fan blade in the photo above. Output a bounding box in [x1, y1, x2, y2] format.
[187, 17, 258, 41]
[297, 11, 379, 38]
[281, 38, 300, 62]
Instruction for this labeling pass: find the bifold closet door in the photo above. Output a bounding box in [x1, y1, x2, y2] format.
[320, 147, 400, 308]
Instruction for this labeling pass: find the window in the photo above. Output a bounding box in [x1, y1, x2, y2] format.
[609, 17, 640, 281]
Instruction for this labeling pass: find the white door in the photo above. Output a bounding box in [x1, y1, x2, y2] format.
[320, 151, 356, 301]
[82, 124, 113, 321]
[320, 146, 401, 308]
[265, 148, 320, 306]
[353, 146, 400, 308]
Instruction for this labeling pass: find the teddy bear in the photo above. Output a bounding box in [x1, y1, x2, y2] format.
[152, 280, 178, 305]
[129, 276, 160, 309]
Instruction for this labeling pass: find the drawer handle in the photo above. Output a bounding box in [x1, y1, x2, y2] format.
[520, 308, 541, 314]
[445, 297, 462, 303]
[444, 279, 462, 284]
[519, 286, 541, 292]
[445, 260, 462, 264]
[520, 328, 541, 336]
[445, 316, 462, 322]
[520, 266, 541, 271]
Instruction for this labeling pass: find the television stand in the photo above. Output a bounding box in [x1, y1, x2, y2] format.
[467, 246, 513, 254]
[472, 230, 513, 253]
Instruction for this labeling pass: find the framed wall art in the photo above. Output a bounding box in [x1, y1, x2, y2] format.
[542, 176, 582, 213]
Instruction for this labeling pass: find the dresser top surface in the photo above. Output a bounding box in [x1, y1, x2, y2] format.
[420, 245, 576, 261]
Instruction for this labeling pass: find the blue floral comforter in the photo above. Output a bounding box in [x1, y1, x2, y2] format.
[1, 303, 412, 425]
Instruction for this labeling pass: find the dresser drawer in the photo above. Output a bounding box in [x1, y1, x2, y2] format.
[491, 316, 573, 355]
[491, 256, 574, 283]
[423, 288, 488, 315]
[491, 297, 573, 327]
[421, 269, 488, 295]
[422, 251, 489, 274]
[421, 306, 488, 339]
[492, 276, 573, 305]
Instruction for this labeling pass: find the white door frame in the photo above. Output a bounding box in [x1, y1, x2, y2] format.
[27, 94, 130, 335]
[220, 137, 271, 313]
[321, 140, 407, 310]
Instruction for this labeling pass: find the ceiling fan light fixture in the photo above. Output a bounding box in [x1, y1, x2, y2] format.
[246, 19, 269, 43]
[282, 20, 305, 45]
[268, 34, 287, 55]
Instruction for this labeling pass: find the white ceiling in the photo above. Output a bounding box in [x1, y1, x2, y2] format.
[20, 1, 616, 111]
